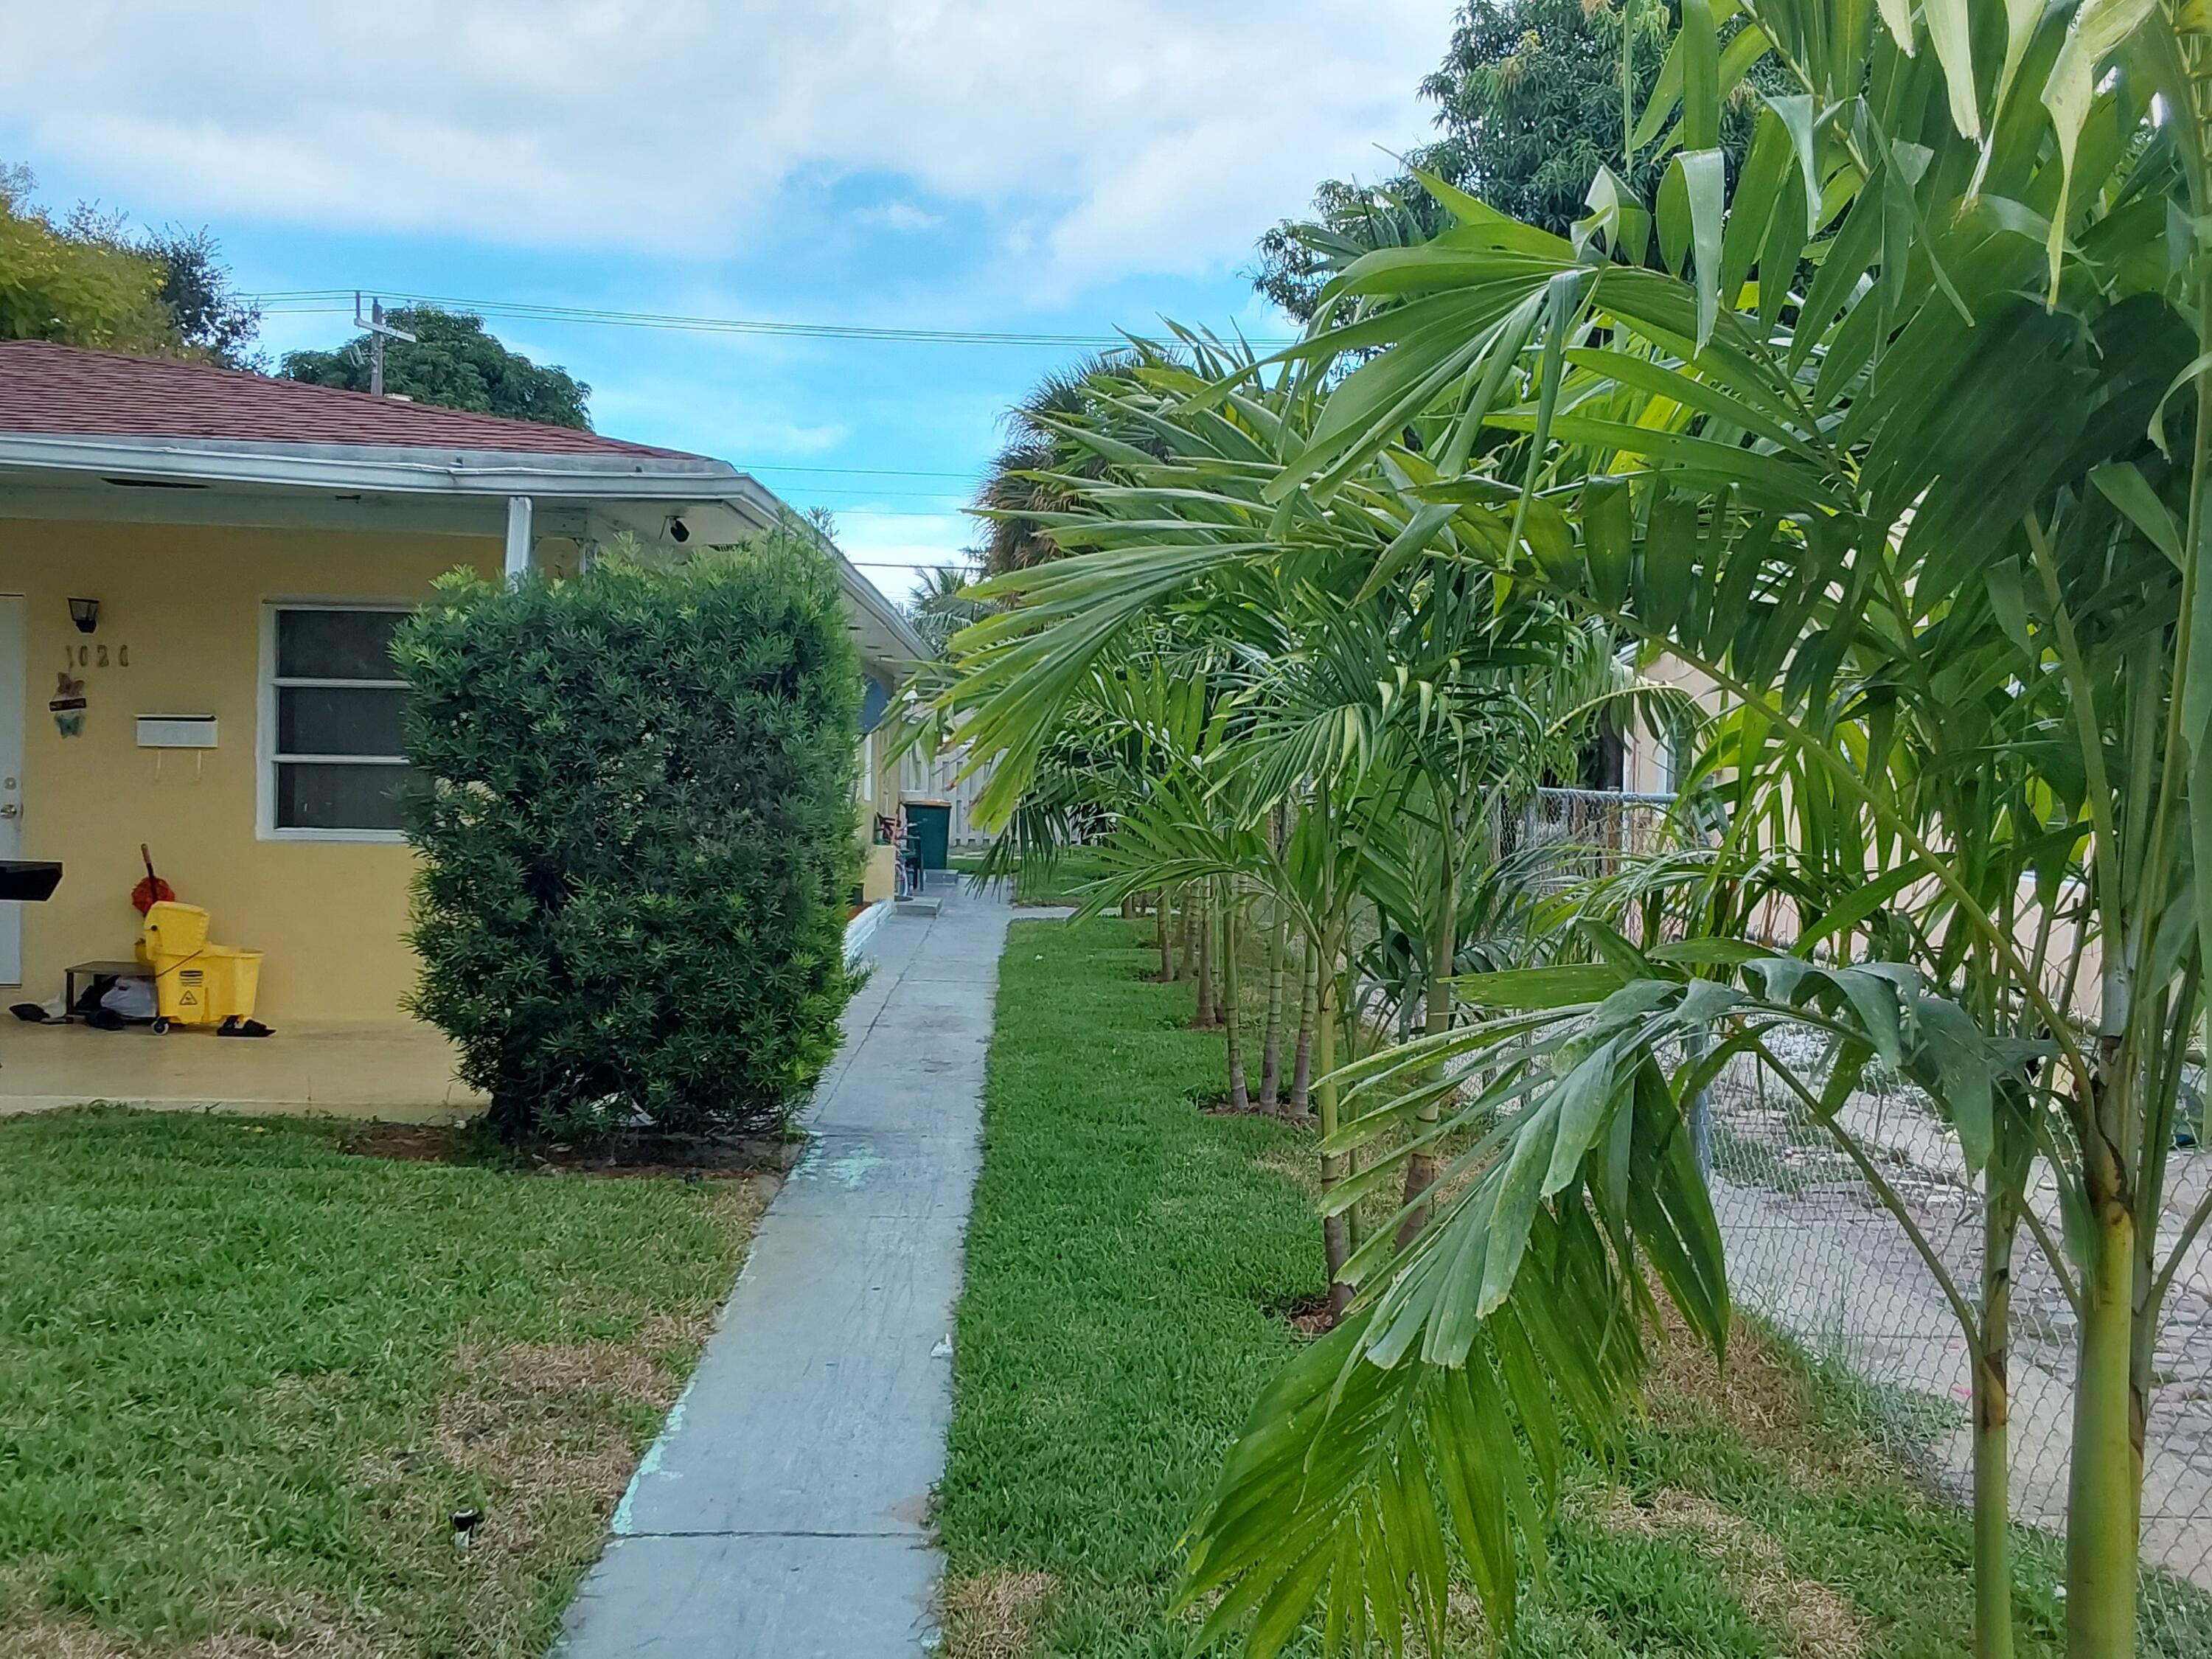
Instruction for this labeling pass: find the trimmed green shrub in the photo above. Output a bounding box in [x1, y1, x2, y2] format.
[394, 547, 863, 1143]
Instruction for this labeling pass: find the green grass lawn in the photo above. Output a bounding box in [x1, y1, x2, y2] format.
[0, 1109, 766, 1658]
[949, 848, 1115, 908]
[939, 917, 2129, 1659]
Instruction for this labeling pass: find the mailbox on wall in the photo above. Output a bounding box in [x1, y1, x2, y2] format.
[136, 716, 219, 749]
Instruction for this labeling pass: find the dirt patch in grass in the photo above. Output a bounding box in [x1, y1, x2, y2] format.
[343, 1265, 778, 1652]
[342, 1122, 802, 1176]
[426, 1340, 660, 1569]
[1644, 1309, 1873, 1482]
[1194, 1090, 1281, 1119]
[0, 1588, 373, 1659]
[1602, 1487, 1868, 1658]
[459, 1323, 686, 1416]
[335, 1122, 469, 1164]
[938, 1571, 1059, 1659]
[1258, 1288, 1338, 1338]
[424, 1185, 774, 1582]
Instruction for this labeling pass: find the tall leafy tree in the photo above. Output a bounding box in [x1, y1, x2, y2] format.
[134, 225, 262, 368]
[0, 164, 173, 355]
[1253, 181, 1456, 324]
[0, 166, 263, 364]
[281, 307, 591, 429]
[1254, 0, 1770, 320]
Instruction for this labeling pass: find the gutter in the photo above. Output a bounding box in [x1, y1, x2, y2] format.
[0, 432, 757, 501]
[830, 550, 929, 662]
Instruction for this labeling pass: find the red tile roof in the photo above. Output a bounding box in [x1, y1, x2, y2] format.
[0, 340, 705, 460]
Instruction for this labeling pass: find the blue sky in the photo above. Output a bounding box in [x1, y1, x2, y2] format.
[1, 1, 1449, 605]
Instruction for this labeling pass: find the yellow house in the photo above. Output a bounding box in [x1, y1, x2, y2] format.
[0, 341, 921, 1117]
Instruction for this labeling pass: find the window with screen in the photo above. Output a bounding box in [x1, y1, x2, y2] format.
[267, 606, 413, 835]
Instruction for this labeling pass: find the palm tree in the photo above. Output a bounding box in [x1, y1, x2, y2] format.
[936, 330, 1633, 1318]
[1170, 3, 2212, 1655]
[905, 558, 991, 658]
[924, 4, 2212, 1651]
[974, 354, 1147, 575]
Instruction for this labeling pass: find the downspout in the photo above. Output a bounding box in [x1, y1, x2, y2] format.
[504, 495, 535, 582]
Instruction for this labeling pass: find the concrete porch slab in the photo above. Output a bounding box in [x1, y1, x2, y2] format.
[0, 1016, 481, 1120]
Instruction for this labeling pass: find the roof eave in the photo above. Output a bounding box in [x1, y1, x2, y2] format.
[831, 549, 930, 664]
[0, 431, 930, 666]
[0, 432, 736, 497]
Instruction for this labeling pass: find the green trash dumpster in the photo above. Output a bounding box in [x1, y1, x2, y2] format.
[903, 799, 952, 872]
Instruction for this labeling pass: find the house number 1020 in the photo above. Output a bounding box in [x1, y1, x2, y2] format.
[67, 644, 128, 668]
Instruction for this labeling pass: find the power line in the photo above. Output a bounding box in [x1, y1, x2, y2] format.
[774, 485, 973, 501]
[787, 491, 978, 504]
[829, 507, 980, 518]
[247, 288, 1295, 350]
[743, 463, 984, 481]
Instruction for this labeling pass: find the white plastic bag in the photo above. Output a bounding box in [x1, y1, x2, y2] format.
[99, 976, 156, 1022]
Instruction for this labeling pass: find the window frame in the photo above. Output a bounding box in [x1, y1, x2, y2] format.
[257, 599, 415, 844]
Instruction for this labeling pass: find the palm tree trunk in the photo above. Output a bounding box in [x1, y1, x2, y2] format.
[1173, 888, 1193, 981]
[1317, 956, 1350, 1320]
[1398, 832, 1458, 1248]
[1339, 987, 1366, 1262]
[1288, 939, 1318, 1121]
[1194, 883, 1218, 1026]
[1222, 880, 1250, 1111]
[2131, 984, 2192, 1556]
[1156, 889, 1172, 981]
[1259, 901, 1287, 1111]
[1974, 1190, 2018, 1659]
[2066, 1196, 2142, 1658]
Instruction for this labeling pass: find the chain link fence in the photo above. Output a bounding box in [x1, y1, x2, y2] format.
[1521, 787, 2212, 1652]
[1705, 1049, 2212, 1655]
[1503, 785, 1679, 877]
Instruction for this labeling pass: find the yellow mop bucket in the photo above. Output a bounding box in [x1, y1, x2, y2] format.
[141, 902, 265, 1032]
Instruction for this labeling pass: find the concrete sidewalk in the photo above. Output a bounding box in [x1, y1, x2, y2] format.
[553, 879, 1019, 1658]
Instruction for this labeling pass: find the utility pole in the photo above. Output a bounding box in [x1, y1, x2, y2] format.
[353, 293, 417, 398]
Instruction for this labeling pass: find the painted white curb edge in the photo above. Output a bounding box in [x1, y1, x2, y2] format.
[844, 899, 891, 963]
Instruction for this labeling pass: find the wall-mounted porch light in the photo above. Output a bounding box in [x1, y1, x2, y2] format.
[67, 597, 100, 634]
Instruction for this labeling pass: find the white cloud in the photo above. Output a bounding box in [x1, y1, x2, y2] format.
[2, 1, 1444, 292]
[856, 202, 946, 232]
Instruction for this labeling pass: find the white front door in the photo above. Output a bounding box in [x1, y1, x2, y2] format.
[0, 597, 27, 983]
